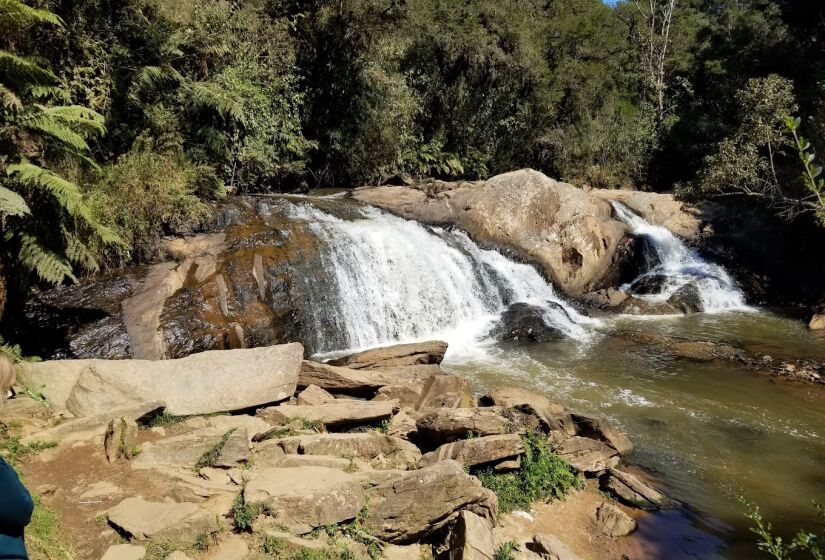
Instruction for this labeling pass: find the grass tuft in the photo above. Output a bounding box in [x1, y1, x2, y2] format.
[194, 428, 236, 471]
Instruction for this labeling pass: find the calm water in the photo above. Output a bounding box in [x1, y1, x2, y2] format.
[443, 311, 825, 559]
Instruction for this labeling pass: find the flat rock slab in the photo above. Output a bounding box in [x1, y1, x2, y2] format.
[133, 426, 249, 470]
[275, 432, 421, 470]
[479, 387, 566, 416]
[601, 468, 669, 510]
[420, 435, 524, 468]
[556, 436, 619, 473]
[416, 407, 509, 443]
[244, 467, 365, 534]
[22, 401, 163, 445]
[364, 460, 497, 544]
[107, 496, 219, 543]
[296, 384, 336, 405]
[328, 341, 448, 369]
[594, 503, 636, 537]
[571, 413, 633, 455]
[299, 361, 435, 396]
[258, 400, 397, 427]
[20, 344, 302, 417]
[531, 534, 582, 560]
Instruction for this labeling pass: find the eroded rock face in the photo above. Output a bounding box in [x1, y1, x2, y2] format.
[363, 460, 498, 544]
[420, 435, 525, 468]
[107, 497, 219, 543]
[667, 283, 703, 314]
[556, 436, 620, 474]
[600, 468, 669, 511]
[328, 340, 448, 370]
[449, 510, 495, 560]
[275, 432, 421, 470]
[416, 408, 510, 443]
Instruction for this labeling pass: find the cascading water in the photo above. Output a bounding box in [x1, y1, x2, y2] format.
[610, 201, 748, 312]
[286, 202, 594, 355]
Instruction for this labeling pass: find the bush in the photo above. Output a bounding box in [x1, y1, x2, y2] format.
[476, 431, 582, 513]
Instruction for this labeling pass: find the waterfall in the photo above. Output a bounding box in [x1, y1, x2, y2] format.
[285, 202, 594, 355]
[610, 201, 748, 312]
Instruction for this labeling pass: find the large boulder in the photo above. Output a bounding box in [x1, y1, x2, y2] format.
[274, 432, 421, 470]
[418, 375, 475, 410]
[354, 170, 629, 297]
[18, 344, 302, 417]
[570, 413, 633, 456]
[133, 426, 249, 470]
[667, 283, 703, 314]
[556, 436, 619, 474]
[416, 408, 510, 443]
[327, 340, 448, 369]
[591, 189, 702, 240]
[487, 303, 567, 343]
[600, 468, 669, 511]
[107, 497, 220, 543]
[299, 360, 436, 396]
[243, 467, 366, 534]
[420, 435, 524, 468]
[593, 503, 636, 537]
[363, 460, 498, 543]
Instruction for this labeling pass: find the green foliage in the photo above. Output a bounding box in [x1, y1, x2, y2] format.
[231, 492, 263, 532]
[477, 431, 582, 513]
[741, 497, 825, 559]
[194, 428, 237, 471]
[786, 117, 825, 225]
[146, 410, 186, 428]
[494, 541, 518, 560]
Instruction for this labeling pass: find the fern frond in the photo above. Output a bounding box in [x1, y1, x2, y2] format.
[63, 229, 99, 272]
[18, 111, 90, 152]
[0, 50, 56, 90]
[128, 64, 183, 101]
[0, 83, 22, 112]
[0, 0, 64, 29]
[17, 232, 76, 284]
[28, 85, 70, 102]
[0, 185, 30, 217]
[188, 82, 246, 125]
[40, 105, 106, 136]
[7, 162, 87, 219]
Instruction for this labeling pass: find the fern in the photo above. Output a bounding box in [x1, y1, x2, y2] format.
[128, 64, 183, 102]
[17, 233, 76, 284]
[0, 186, 30, 217]
[17, 111, 91, 152]
[0, 83, 22, 111]
[0, 51, 56, 90]
[188, 82, 246, 125]
[40, 105, 106, 136]
[0, 0, 64, 28]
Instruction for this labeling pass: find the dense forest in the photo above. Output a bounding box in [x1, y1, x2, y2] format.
[0, 0, 824, 313]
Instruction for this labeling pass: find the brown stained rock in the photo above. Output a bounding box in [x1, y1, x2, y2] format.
[420, 435, 524, 468]
[601, 468, 670, 511]
[275, 432, 421, 470]
[479, 388, 565, 417]
[416, 408, 510, 443]
[299, 360, 436, 396]
[132, 426, 249, 470]
[296, 384, 336, 405]
[363, 460, 498, 544]
[374, 383, 425, 409]
[556, 436, 619, 474]
[449, 510, 495, 560]
[611, 297, 680, 316]
[257, 400, 397, 427]
[328, 341, 448, 369]
[107, 497, 220, 543]
[594, 503, 636, 537]
[570, 413, 633, 456]
[387, 408, 419, 440]
[243, 467, 366, 534]
[418, 375, 474, 410]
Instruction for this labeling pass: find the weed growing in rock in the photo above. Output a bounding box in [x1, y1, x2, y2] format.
[232, 491, 264, 532]
[0, 433, 57, 468]
[494, 541, 518, 560]
[146, 411, 186, 428]
[194, 428, 236, 471]
[476, 431, 582, 512]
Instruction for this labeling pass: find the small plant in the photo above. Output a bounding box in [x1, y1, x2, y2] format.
[0, 435, 57, 467]
[476, 431, 582, 513]
[494, 541, 518, 560]
[297, 417, 323, 432]
[146, 411, 186, 428]
[374, 418, 391, 434]
[231, 491, 263, 531]
[194, 428, 236, 471]
[786, 117, 825, 225]
[741, 497, 825, 559]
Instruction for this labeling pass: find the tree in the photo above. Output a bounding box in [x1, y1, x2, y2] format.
[630, 0, 678, 123]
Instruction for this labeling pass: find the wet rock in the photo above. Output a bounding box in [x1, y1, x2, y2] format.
[132, 426, 249, 470]
[416, 408, 510, 443]
[809, 311, 825, 330]
[580, 288, 628, 309]
[592, 189, 703, 240]
[418, 375, 474, 410]
[244, 467, 366, 534]
[449, 510, 495, 560]
[530, 534, 581, 560]
[257, 400, 397, 428]
[328, 340, 448, 369]
[628, 274, 668, 295]
[420, 435, 524, 468]
[487, 303, 567, 343]
[275, 432, 421, 470]
[594, 503, 636, 537]
[103, 416, 138, 463]
[556, 436, 619, 474]
[18, 344, 302, 417]
[100, 544, 147, 560]
[363, 460, 498, 543]
[570, 413, 633, 455]
[612, 296, 679, 315]
[667, 283, 704, 313]
[107, 497, 220, 543]
[296, 384, 335, 405]
[600, 468, 669, 510]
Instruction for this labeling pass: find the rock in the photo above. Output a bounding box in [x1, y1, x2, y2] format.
[276, 432, 421, 470]
[21, 401, 163, 446]
[203, 534, 249, 560]
[19, 344, 302, 417]
[530, 534, 581, 560]
[580, 288, 628, 309]
[244, 467, 366, 534]
[479, 388, 565, 417]
[375, 383, 425, 409]
[591, 189, 702, 240]
[667, 283, 704, 313]
[257, 400, 397, 428]
[296, 384, 336, 405]
[182, 414, 273, 444]
[594, 503, 636, 537]
[384, 544, 423, 560]
[299, 361, 437, 396]
[449, 510, 495, 560]
[107, 497, 219, 543]
[104, 416, 138, 463]
[272, 454, 352, 470]
[487, 303, 567, 343]
[386, 408, 419, 440]
[420, 435, 524, 468]
[556, 436, 619, 474]
[79, 480, 123, 500]
[165, 553, 193, 560]
[418, 375, 474, 410]
[493, 457, 521, 472]
[416, 408, 510, 443]
[100, 543, 147, 560]
[601, 468, 669, 510]
[570, 413, 633, 456]
[327, 340, 448, 369]
[612, 296, 679, 315]
[363, 460, 498, 544]
[149, 467, 237, 502]
[132, 426, 249, 470]
[354, 171, 629, 296]
[627, 274, 668, 295]
[810, 313, 825, 330]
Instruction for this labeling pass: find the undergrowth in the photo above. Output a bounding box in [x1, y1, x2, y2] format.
[476, 431, 582, 513]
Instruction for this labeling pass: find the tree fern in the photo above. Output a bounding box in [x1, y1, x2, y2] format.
[17, 232, 76, 284]
[0, 186, 29, 217]
[8, 162, 93, 224]
[17, 111, 92, 152]
[188, 82, 246, 125]
[0, 0, 64, 28]
[0, 51, 57, 90]
[0, 83, 21, 111]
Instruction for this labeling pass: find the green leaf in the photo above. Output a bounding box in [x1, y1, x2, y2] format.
[0, 0, 64, 29]
[17, 233, 76, 284]
[0, 185, 30, 217]
[0, 50, 56, 89]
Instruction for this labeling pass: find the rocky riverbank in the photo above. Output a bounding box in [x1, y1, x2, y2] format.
[4, 340, 671, 560]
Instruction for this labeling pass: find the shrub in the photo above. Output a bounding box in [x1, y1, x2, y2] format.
[741, 497, 825, 559]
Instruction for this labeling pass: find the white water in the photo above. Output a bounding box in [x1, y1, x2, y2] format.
[611, 201, 748, 312]
[286, 202, 595, 355]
